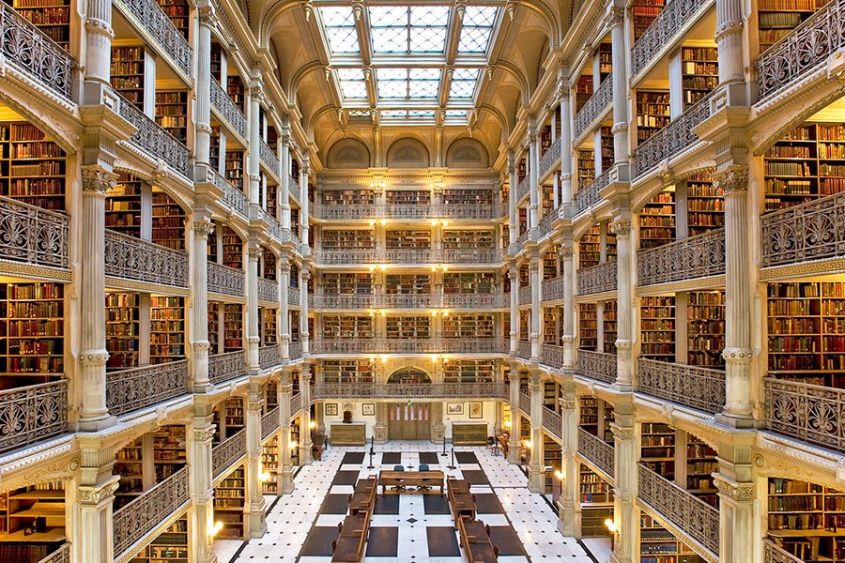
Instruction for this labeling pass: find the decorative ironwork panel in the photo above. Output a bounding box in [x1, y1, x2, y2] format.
[104, 230, 188, 288]
[519, 392, 532, 416]
[578, 261, 618, 295]
[289, 174, 301, 202]
[0, 196, 68, 270]
[0, 380, 67, 455]
[631, 0, 713, 78]
[542, 276, 564, 301]
[289, 393, 302, 416]
[540, 137, 562, 177]
[212, 428, 247, 477]
[257, 277, 278, 302]
[518, 285, 532, 305]
[517, 230, 530, 246]
[575, 171, 610, 215]
[638, 464, 720, 556]
[310, 293, 375, 309]
[208, 350, 246, 385]
[764, 539, 805, 563]
[207, 261, 245, 296]
[577, 350, 617, 384]
[541, 344, 565, 368]
[289, 340, 302, 360]
[262, 407, 280, 439]
[310, 338, 506, 355]
[259, 139, 280, 175]
[761, 192, 845, 267]
[313, 202, 502, 221]
[118, 95, 189, 178]
[382, 293, 433, 308]
[316, 249, 379, 264]
[517, 340, 531, 360]
[37, 544, 70, 563]
[210, 77, 247, 139]
[574, 75, 613, 140]
[287, 286, 300, 306]
[765, 377, 845, 453]
[311, 383, 509, 400]
[578, 428, 615, 478]
[542, 407, 562, 439]
[384, 249, 434, 263]
[638, 358, 726, 414]
[259, 345, 280, 370]
[113, 0, 191, 76]
[106, 360, 188, 416]
[216, 171, 248, 218]
[113, 467, 189, 557]
[538, 210, 557, 238]
[440, 248, 502, 263]
[442, 293, 505, 308]
[516, 177, 530, 201]
[638, 228, 726, 286]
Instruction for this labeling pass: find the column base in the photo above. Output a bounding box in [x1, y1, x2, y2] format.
[279, 468, 295, 494]
[556, 498, 580, 537]
[507, 446, 520, 465]
[78, 414, 116, 432]
[527, 466, 544, 493]
[715, 412, 758, 429]
[247, 503, 267, 538]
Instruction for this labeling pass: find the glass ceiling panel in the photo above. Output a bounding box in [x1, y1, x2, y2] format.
[458, 6, 498, 54]
[449, 68, 480, 100]
[320, 7, 360, 54]
[369, 5, 449, 54]
[376, 68, 440, 100]
[336, 68, 368, 100]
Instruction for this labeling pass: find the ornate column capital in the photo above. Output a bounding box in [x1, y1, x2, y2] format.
[713, 164, 749, 195]
[198, 4, 218, 27]
[603, 5, 624, 29]
[609, 219, 631, 236]
[713, 474, 754, 503]
[193, 219, 215, 237]
[82, 167, 117, 195]
[78, 478, 120, 506]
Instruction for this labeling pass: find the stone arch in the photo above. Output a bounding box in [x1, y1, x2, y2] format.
[386, 138, 430, 168]
[326, 137, 371, 169]
[446, 138, 489, 168]
[387, 367, 432, 384]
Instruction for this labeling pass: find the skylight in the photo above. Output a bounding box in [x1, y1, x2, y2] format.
[449, 68, 481, 100]
[458, 6, 498, 54]
[336, 68, 368, 100]
[320, 7, 360, 55]
[369, 5, 450, 54]
[376, 68, 441, 101]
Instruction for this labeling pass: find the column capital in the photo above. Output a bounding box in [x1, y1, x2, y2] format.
[193, 219, 215, 237]
[609, 219, 631, 236]
[78, 478, 120, 505]
[603, 5, 624, 29]
[82, 167, 117, 195]
[713, 164, 749, 194]
[713, 474, 754, 502]
[198, 4, 218, 27]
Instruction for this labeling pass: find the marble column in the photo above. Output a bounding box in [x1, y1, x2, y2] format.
[245, 383, 267, 536]
[529, 249, 542, 361]
[247, 80, 262, 209]
[277, 370, 295, 493]
[194, 5, 215, 170]
[300, 269, 310, 355]
[509, 264, 519, 354]
[610, 218, 633, 389]
[74, 443, 120, 563]
[300, 366, 313, 464]
[527, 370, 544, 492]
[507, 364, 521, 465]
[610, 402, 637, 563]
[247, 238, 260, 371]
[191, 214, 214, 391]
[188, 403, 218, 563]
[715, 0, 745, 88]
[279, 123, 292, 231]
[560, 240, 576, 369]
[82, 0, 114, 103]
[279, 261, 290, 359]
[300, 157, 310, 253]
[558, 78, 573, 216]
[609, 5, 629, 165]
[557, 379, 580, 536]
[713, 443, 755, 563]
[528, 124, 540, 234]
[508, 151, 519, 253]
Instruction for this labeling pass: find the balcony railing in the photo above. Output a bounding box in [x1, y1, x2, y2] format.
[289, 174, 300, 202]
[538, 210, 557, 238]
[210, 77, 247, 139]
[257, 277, 278, 302]
[215, 171, 248, 218]
[113, 466, 189, 557]
[259, 345, 281, 370]
[516, 176, 530, 201]
[316, 249, 503, 265]
[442, 293, 505, 308]
[262, 406, 279, 440]
[117, 94, 189, 178]
[106, 360, 188, 416]
[382, 293, 433, 308]
[310, 293, 373, 309]
[578, 428, 615, 478]
[574, 74, 613, 140]
[631, 0, 713, 78]
[208, 350, 246, 385]
[37, 544, 70, 563]
[259, 139, 280, 176]
[756, 0, 845, 100]
[114, 0, 191, 77]
[313, 202, 504, 220]
[540, 137, 562, 178]
[0, 2, 74, 99]
[519, 392, 532, 416]
[288, 286, 300, 307]
[440, 248, 502, 264]
[765, 377, 845, 453]
[212, 428, 247, 477]
[764, 538, 805, 563]
[574, 170, 610, 215]
[541, 344, 565, 368]
[638, 358, 726, 414]
[518, 285, 532, 305]
[290, 392, 302, 415]
[289, 340, 302, 360]
[0, 195, 68, 270]
[542, 276, 564, 301]
[104, 230, 188, 288]
[762, 191, 845, 268]
[638, 464, 720, 557]
[577, 350, 617, 384]
[207, 262, 244, 297]
[638, 228, 726, 286]
[0, 381, 67, 455]
[517, 230, 530, 246]
[542, 407, 562, 439]
[578, 261, 617, 295]
[312, 382, 509, 401]
[633, 92, 713, 180]
[517, 340, 531, 360]
[310, 338, 508, 355]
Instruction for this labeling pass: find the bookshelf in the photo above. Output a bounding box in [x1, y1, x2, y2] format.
[519, 311, 529, 341]
[106, 292, 139, 371]
[639, 188, 676, 249]
[214, 465, 245, 539]
[758, 0, 827, 51]
[386, 316, 431, 339]
[636, 90, 671, 143]
[543, 249, 559, 279]
[641, 296, 676, 360]
[262, 248, 276, 280]
[290, 419, 301, 466]
[111, 46, 145, 108]
[7, 0, 71, 48]
[262, 308, 277, 346]
[321, 273, 373, 295]
[155, 0, 189, 38]
[227, 76, 245, 111]
[603, 300, 617, 354]
[386, 190, 430, 205]
[442, 230, 495, 249]
[321, 316, 373, 339]
[577, 150, 596, 188]
[114, 438, 144, 509]
[150, 296, 184, 364]
[223, 304, 243, 351]
[155, 91, 188, 145]
[443, 189, 494, 205]
[686, 435, 718, 507]
[598, 43, 612, 81]
[321, 229, 374, 249]
[600, 125, 614, 172]
[385, 230, 431, 249]
[322, 189, 375, 206]
[153, 425, 187, 481]
[222, 227, 242, 270]
[544, 436, 562, 491]
[322, 360, 374, 383]
[767, 478, 845, 562]
[385, 274, 431, 295]
[208, 301, 219, 354]
[641, 422, 675, 480]
[210, 126, 221, 172]
[543, 308, 560, 344]
[151, 188, 185, 250]
[686, 173, 725, 235]
[580, 464, 614, 537]
[1, 122, 67, 211]
[575, 75, 593, 112]
[518, 207, 528, 236]
[579, 397, 599, 435]
[602, 402, 615, 444]
[681, 47, 718, 109]
[222, 397, 245, 437]
[640, 513, 703, 563]
[106, 174, 142, 236]
[443, 272, 495, 294]
[579, 303, 598, 351]
[0, 482, 67, 561]
[443, 360, 495, 384]
[130, 518, 188, 563]
[632, 0, 666, 42]
[442, 315, 494, 338]
[688, 291, 725, 368]
[518, 157, 527, 182]
[0, 282, 64, 382]
[579, 225, 601, 269]
[262, 436, 279, 495]
[225, 150, 245, 192]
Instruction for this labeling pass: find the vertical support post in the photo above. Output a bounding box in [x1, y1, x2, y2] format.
[610, 401, 637, 563]
[507, 362, 521, 465]
[300, 366, 313, 464]
[610, 218, 633, 389]
[247, 238, 260, 371]
[529, 249, 541, 361]
[277, 370, 295, 493]
[188, 403, 218, 563]
[245, 384, 267, 537]
[528, 370, 544, 492]
[560, 240, 576, 369]
[73, 444, 119, 563]
[191, 214, 214, 391]
[509, 264, 519, 354]
[558, 379, 580, 536]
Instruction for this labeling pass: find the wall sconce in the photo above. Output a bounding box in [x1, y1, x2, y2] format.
[604, 518, 617, 533]
[522, 439, 532, 449]
[290, 440, 298, 450]
[554, 470, 564, 481]
[260, 471, 271, 483]
[210, 521, 224, 538]
[378, 264, 387, 272]
[309, 420, 317, 430]
[504, 420, 512, 429]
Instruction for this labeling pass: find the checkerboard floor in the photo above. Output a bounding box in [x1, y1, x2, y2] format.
[221, 442, 600, 562]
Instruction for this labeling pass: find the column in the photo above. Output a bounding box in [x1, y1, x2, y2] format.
[558, 78, 573, 215]
[300, 157, 310, 251]
[245, 384, 267, 536]
[609, 4, 629, 166]
[557, 379, 580, 536]
[279, 260, 290, 359]
[247, 237, 260, 371]
[82, 0, 114, 103]
[300, 269, 310, 354]
[716, 0, 745, 88]
[247, 79, 262, 208]
[430, 402, 445, 443]
[610, 401, 637, 563]
[73, 444, 120, 563]
[277, 370, 295, 493]
[713, 442, 756, 563]
[508, 151, 518, 252]
[279, 122, 292, 231]
[195, 6, 215, 169]
[560, 240, 576, 369]
[610, 218, 633, 389]
[529, 249, 541, 361]
[188, 402, 218, 563]
[527, 370, 544, 492]
[192, 213, 214, 391]
[528, 123, 540, 234]
[507, 362, 521, 464]
[509, 264, 519, 354]
[300, 366, 313, 464]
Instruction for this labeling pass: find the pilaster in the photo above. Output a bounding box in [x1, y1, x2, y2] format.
[194, 5, 216, 171]
[279, 260, 291, 359]
[713, 440, 756, 563]
[245, 383, 267, 537]
[508, 151, 519, 253]
[558, 76, 573, 216]
[560, 241, 576, 369]
[279, 122, 292, 231]
[300, 366, 313, 464]
[610, 217, 633, 390]
[528, 122, 540, 235]
[558, 379, 580, 536]
[527, 370, 544, 493]
[247, 237, 261, 371]
[610, 401, 637, 563]
[509, 264, 519, 354]
[73, 444, 119, 563]
[188, 402, 218, 563]
[507, 366, 521, 465]
[300, 269, 310, 355]
[277, 370, 295, 493]
[191, 214, 214, 391]
[529, 249, 542, 361]
[608, 4, 629, 164]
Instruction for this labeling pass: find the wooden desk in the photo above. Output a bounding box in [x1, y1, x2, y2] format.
[450, 491, 477, 521]
[448, 478, 471, 497]
[458, 517, 498, 562]
[378, 470, 444, 494]
[349, 478, 377, 515]
[332, 514, 370, 562]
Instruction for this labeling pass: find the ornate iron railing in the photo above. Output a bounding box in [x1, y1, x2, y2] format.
[310, 293, 375, 309]
[313, 202, 504, 220]
[765, 377, 845, 453]
[212, 428, 247, 477]
[518, 285, 532, 305]
[764, 539, 805, 563]
[541, 344, 565, 368]
[633, 92, 713, 179]
[578, 428, 615, 478]
[517, 230, 530, 246]
[262, 407, 280, 439]
[287, 286, 301, 306]
[540, 137, 562, 177]
[542, 276, 564, 301]
[382, 293, 433, 308]
[519, 392, 532, 416]
[0, 195, 68, 270]
[257, 277, 278, 302]
[538, 210, 557, 238]
[440, 248, 502, 263]
[106, 360, 188, 416]
[631, 0, 713, 78]
[638, 228, 726, 286]
[113, 466, 189, 557]
[312, 382, 510, 400]
[638, 358, 726, 414]
[516, 176, 530, 201]
[756, 0, 845, 100]
[517, 340, 532, 360]
[207, 261, 244, 297]
[114, 0, 191, 76]
[638, 464, 720, 557]
[442, 293, 506, 308]
[289, 174, 301, 202]
[259, 139, 280, 175]
[37, 544, 70, 563]
[104, 230, 188, 288]
[315, 248, 503, 265]
[208, 350, 246, 385]
[574, 74, 613, 140]
[289, 340, 302, 360]
[578, 261, 617, 295]
[542, 407, 562, 439]
[117, 94, 189, 178]
[289, 393, 302, 415]
[210, 77, 247, 139]
[762, 191, 845, 267]
[0, 1, 73, 98]
[577, 350, 617, 384]
[575, 171, 610, 215]
[0, 380, 67, 454]
[259, 345, 281, 370]
[215, 171, 248, 218]
[310, 338, 508, 355]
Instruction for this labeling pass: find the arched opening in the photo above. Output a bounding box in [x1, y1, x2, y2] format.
[387, 367, 431, 384]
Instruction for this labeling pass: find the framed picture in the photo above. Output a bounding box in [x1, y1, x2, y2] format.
[468, 402, 483, 419]
[325, 403, 338, 417]
[362, 403, 375, 416]
[447, 403, 464, 416]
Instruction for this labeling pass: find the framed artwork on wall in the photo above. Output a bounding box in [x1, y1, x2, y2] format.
[325, 403, 338, 416]
[468, 402, 483, 419]
[362, 403, 375, 416]
[447, 403, 464, 416]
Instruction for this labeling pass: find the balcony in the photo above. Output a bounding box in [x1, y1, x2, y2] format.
[638, 464, 720, 558]
[573, 75, 613, 141]
[290, 392, 302, 415]
[538, 210, 557, 238]
[440, 248, 502, 263]
[542, 276, 564, 301]
[541, 344, 565, 368]
[756, 0, 845, 101]
[209, 350, 246, 385]
[0, 2, 73, 99]
[0, 196, 68, 271]
[289, 174, 301, 202]
[309, 294, 375, 309]
[638, 229, 726, 287]
[577, 261, 617, 295]
[542, 407, 562, 439]
[633, 92, 713, 180]
[577, 428, 615, 478]
[765, 539, 804, 563]
[631, 0, 714, 79]
[762, 191, 845, 269]
[37, 544, 69, 563]
[519, 392, 532, 416]
[313, 202, 504, 221]
[106, 360, 188, 416]
[638, 358, 726, 414]
[765, 378, 845, 453]
[443, 293, 505, 308]
[215, 171, 248, 218]
[516, 340, 531, 360]
[310, 338, 507, 355]
[113, 466, 190, 558]
[315, 248, 503, 265]
[382, 294, 433, 308]
[259, 345, 281, 370]
[210, 77, 247, 139]
[517, 286, 531, 306]
[113, 0, 192, 77]
[104, 230, 188, 288]
[262, 406, 280, 439]
[207, 262, 245, 297]
[574, 170, 610, 216]
[289, 340, 302, 360]
[540, 137, 562, 178]
[312, 382, 509, 400]
[517, 230, 530, 246]
[288, 286, 300, 307]
[257, 277, 278, 302]
[0, 381, 67, 455]
[212, 428, 247, 477]
[118, 94, 189, 179]
[259, 139, 280, 178]
[577, 350, 617, 384]
[516, 176, 530, 201]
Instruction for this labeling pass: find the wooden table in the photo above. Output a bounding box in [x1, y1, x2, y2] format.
[457, 516, 498, 562]
[378, 470, 444, 494]
[332, 514, 370, 562]
[449, 491, 477, 521]
[349, 477, 377, 515]
[448, 478, 471, 498]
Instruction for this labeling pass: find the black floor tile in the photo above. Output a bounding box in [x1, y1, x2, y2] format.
[419, 452, 440, 465]
[342, 451, 365, 464]
[332, 470, 360, 485]
[426, 526, 461, 557]
[319, 494, 350, 514]
[455, 451, 478, 464]
[373, 495, 400, 515]
[365, 526, 399, 556]
[461, 469, 489, 485]
[475, 493, 504, 514]
[423, 494, 451, 515]
[489, 525, 527, 556]
[299, 526, 338, 556]
[381, 452, 402, 465]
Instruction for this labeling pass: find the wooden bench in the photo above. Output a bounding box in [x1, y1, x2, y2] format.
[331, 513, 370, 562]
[457, 516, 499, 562]
[378, 470, 444, 495]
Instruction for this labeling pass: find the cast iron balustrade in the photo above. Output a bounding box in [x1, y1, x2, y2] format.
[207, 261, 245, 297]
[756, 0, 845, 100]
[577, 350, 617, 384]
[311, 293, 375, 309]
[577, 428, 615, 478]
[519, 392, 532, 416]
[538, 211, 557, 238]
[765, 377, 845, 453]
[540, 137, 562, 177]
[764, 539, 805, 563]
[518, 285, 532, 305]
[638, 358, 726, 414]
[638, 228, 726, 286]
[0, 196, 68, 270]
[104, 230, 189, 288]
[516, 176, 530, 201]
[0, 1, 73, 98]
[541, 344, 565, 368]
[440, 248, 502, 263]
[289, 174, 300, 202]
[212, 428, 247, 477]
[311, 382, 509, 400]
[313, 202, 503, 220]
[442, 293, 506, 308]
[578, 261, 618, 295]
[574, 171, 610, 215]
[382, 293, 433, 308]
[259, 139, 280, 176]
[259, 345, 281, 370]
[37, 544, 70, 563]
[0, 380, 67, 454]
[287, 286, 300, 306]
[257, 277, 278, 302]
[542, 407, 562, 439]
[113, 466, 189, 557]
[106, 360, 188, 416]
[118, 94, 190, 178]
[215, 171, 248, 218]
[114, 0, 191, 76]
[289, 392, 302, 415]
[573, 75, 613, 140]
[289, 340, 302, 360]
[517, 230, 530, 246]
[310, 338, 507, 355]
[762, 191, 845, 267]
[210, 77, 247, 139]
[542, 276, 564, 301]
[208, 350, 246, 385]
[631, 0, 714, 78]
[517, 340, 532, 360]
[633, 92, 712, 180]
[638, 463, 720, 557]
[262, 407, 280, 439]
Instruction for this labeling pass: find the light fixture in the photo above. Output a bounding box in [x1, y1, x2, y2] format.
[309, 420, 317, 430]
[554, 470, 564, 480]
[522, 439, 533, 449]
[211, 520, 224, 537]
[260, 471, 271, 482]
[504, 420, 512, 428]
[604, 518, 617, 533]
[290, 440, 298, 449]
[380, 355, 388, 363]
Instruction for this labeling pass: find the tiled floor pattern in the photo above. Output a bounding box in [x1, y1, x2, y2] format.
[220, 442, 601, 562]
